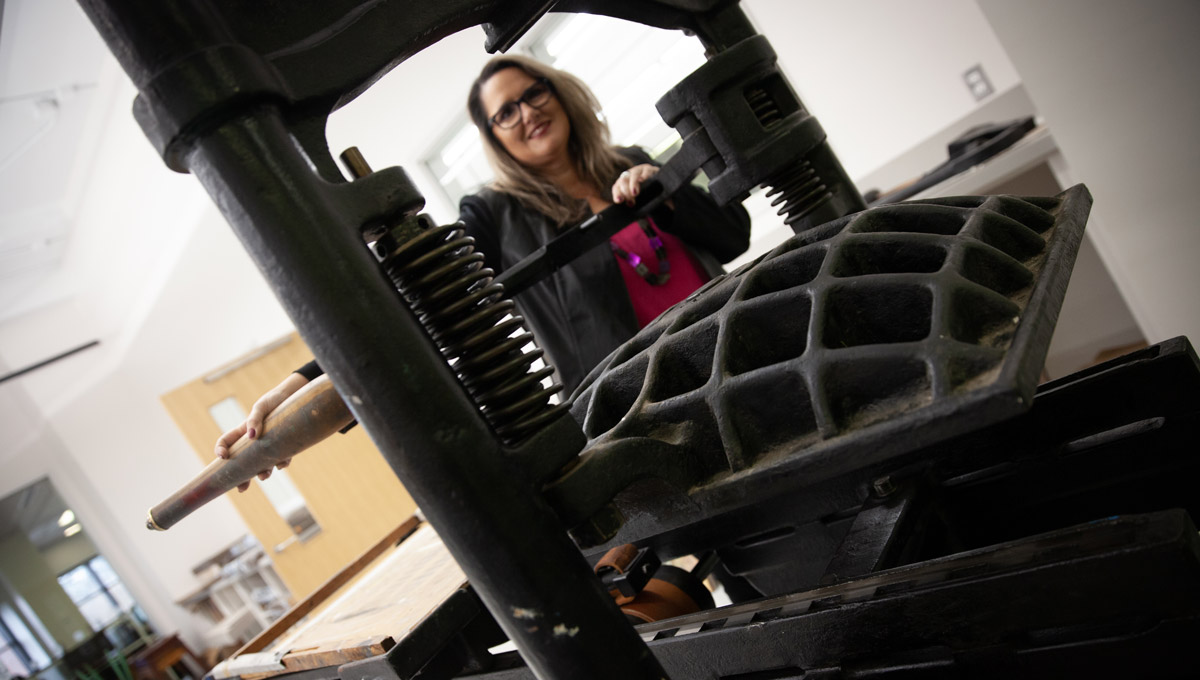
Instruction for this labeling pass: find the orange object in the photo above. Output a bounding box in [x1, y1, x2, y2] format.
[595, 544, 641, 604]
[619, 575, 706, 623]
[596, 545, 716, 622]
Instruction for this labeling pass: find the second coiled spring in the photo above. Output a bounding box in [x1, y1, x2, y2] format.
[745, 88, 833, 230]
[377, 219, 565, 444]
[764, 159, 833, 229]
[746, 87, 783, 130]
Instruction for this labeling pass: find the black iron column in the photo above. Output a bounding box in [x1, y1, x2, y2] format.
[76, 1, 669, 677]
[187, 105, 669, 680]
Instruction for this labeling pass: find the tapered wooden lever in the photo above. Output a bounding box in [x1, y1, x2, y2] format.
[147, 375, 353, 531]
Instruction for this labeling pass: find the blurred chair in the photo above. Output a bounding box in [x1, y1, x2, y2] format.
[128, 634, 206, 680]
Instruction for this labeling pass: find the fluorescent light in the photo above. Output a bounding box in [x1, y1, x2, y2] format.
[58, 510, 75, 527]
[64, 524, 82, 537]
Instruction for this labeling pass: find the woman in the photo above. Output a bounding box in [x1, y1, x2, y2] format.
[460, 55, 750, 394]
[215, 55, 750, 482]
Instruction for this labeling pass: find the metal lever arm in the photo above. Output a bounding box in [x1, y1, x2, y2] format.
[494, 182, 667, 296]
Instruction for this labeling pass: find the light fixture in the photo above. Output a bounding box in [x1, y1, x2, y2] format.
[64, 524, 82, 537]
[58, 509, 75, 527]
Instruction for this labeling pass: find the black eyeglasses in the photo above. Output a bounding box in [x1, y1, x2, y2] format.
[488, 78, 554, 130]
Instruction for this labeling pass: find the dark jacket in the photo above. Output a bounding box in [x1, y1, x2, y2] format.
[459, 149, 750, 396]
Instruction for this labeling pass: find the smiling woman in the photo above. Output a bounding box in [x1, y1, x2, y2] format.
[492, 83, 566, 165]
[469, 56, 628, 222]
[455, 54, 751, 394]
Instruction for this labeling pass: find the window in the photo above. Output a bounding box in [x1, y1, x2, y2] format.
[1, 626, 33, 679]
[1, 605, 41, 679]
[0, 601, 53, 678]
[56, 556, 135, 632]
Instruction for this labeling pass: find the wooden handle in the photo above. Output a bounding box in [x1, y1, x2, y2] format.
[147, 375, 354, 531]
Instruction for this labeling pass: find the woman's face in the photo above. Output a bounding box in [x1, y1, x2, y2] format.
[479, 67, 571, 172]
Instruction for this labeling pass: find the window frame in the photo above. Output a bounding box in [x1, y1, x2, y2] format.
[56, 556, 130, 632]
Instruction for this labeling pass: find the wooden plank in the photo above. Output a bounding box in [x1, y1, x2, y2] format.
[271, 523, 466, 659]
[213, 520, 469, 680]
[227, 523, 466, 678]
[236, 515, 422, 656]
[276, 637, 393, 673]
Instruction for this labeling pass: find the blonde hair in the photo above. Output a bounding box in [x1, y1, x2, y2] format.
[467, 54, 632, 226]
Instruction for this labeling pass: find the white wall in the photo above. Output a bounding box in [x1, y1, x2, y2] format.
[327, 28, 499, 223]
[0, 176, 294, 649]
[976, 0, 1200, 346]
[744, 0, 1021, 182]
[0, 51, 268, 647]
[730, 1, 1029, 262]
[0, 353, 249, 650]
[0, 407, 212, 648]
[39, 533, 95, 575]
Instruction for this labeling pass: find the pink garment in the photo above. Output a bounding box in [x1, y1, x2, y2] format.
[610, 217, 710, 328]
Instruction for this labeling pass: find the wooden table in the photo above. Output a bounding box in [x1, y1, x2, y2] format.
[129, 633, 207, 680]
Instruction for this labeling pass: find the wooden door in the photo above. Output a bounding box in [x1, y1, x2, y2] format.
[161, 333, 417, 599]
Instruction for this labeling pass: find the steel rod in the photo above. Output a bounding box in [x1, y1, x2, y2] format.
[0, 340, 99, 384]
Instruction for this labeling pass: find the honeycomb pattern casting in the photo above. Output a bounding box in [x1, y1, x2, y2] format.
[570, 194, 1065, 476]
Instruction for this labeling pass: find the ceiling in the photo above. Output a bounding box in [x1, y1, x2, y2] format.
[0, 0, 110, 325]
[0, 476, 86, 550]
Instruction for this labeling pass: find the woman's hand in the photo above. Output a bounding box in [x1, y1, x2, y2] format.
[214, 372, 310, 492]
[611, 164, 660, 206]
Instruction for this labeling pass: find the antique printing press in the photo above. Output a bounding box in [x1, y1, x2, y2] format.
[78, 1, 1200, 678]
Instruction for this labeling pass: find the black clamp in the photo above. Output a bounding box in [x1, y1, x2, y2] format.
[595, 545, 662, 603]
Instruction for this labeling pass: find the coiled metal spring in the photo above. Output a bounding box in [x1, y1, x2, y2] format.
[746, 87, 783, 130]
[746, 87, 833, 229]
[764, 159, 832, 228]
[376, 219, 566, 444]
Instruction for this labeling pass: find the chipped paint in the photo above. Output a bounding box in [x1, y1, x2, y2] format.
[552, 623, 580, 637]
[511, 606, 541, 620]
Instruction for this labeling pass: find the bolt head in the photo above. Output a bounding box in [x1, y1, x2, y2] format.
[872, 476, 897, 497]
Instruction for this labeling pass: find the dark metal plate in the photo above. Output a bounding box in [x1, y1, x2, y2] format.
[551, 187, 1092, 547]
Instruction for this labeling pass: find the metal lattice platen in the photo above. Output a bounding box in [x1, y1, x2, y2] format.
[549, 187, 1091, 545]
